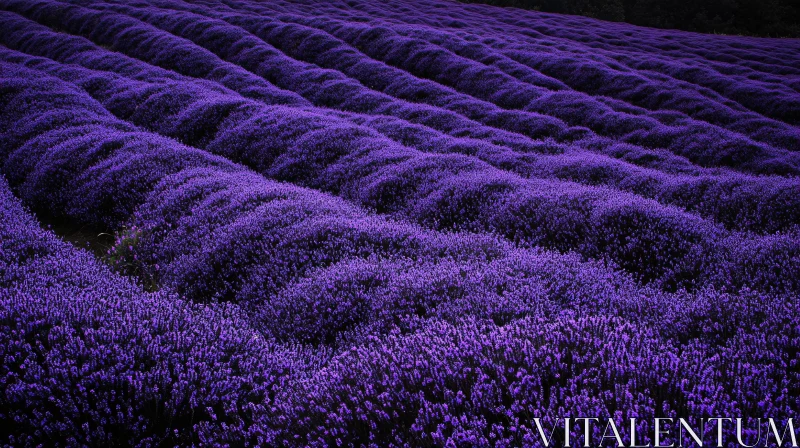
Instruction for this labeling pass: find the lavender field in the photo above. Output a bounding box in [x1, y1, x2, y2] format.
[0, 0, 799, 446]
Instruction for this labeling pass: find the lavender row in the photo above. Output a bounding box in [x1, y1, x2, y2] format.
[188, 0, 800, 154]
[277, 314, 799, 447]
[0, 61, 680, 350]
[0, 14, 563, 162]
[301, 0, 800, 125]
[360, 18, 800, 151]
[19, 0, 797, 182]
[0, 18, 692, 189]
[456, 3, 800, 121]
[116, 155, 799, 446]
[2, 47, 799, 448]
[0, 59, 781, 339]
[0, 62, 624, 318]
[270, 12, 799, 171]
[83, 0, 800, 175]
[0, 0, 543, 153]
[3, 173, 798, 446]
[2, 27, 798, 238]
[87, 1, 578, 140]
[5, 45, 799, 293]
[0, 176, 314, 445]
[0, 0, 306, 107]
[10, 0, 800, 179]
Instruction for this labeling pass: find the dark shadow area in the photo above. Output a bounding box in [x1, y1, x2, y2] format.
[458, 0, 800, 37]
[49, 222, 117, 259]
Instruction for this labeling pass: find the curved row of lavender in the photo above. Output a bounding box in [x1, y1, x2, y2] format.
[1, 0, 799, 445]
[1, 10, 799, 293]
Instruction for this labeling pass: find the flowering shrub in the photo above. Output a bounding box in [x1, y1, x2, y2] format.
[0, 0, 798, 445]
[0, 177, 316, 445]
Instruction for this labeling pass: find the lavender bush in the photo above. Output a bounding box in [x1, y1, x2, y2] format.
[0, 0, 798, 446]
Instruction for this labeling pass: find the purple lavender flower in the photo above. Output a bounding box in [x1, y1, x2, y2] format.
[0, 0, 798, 445]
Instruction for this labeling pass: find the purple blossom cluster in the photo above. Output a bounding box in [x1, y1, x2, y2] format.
[0, 176, 315, 445]
[1, 0, 799, 445]
[1, 30, 800, 292]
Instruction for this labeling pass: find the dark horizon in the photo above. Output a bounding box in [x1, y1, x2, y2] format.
[459, 0, 800, 37]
